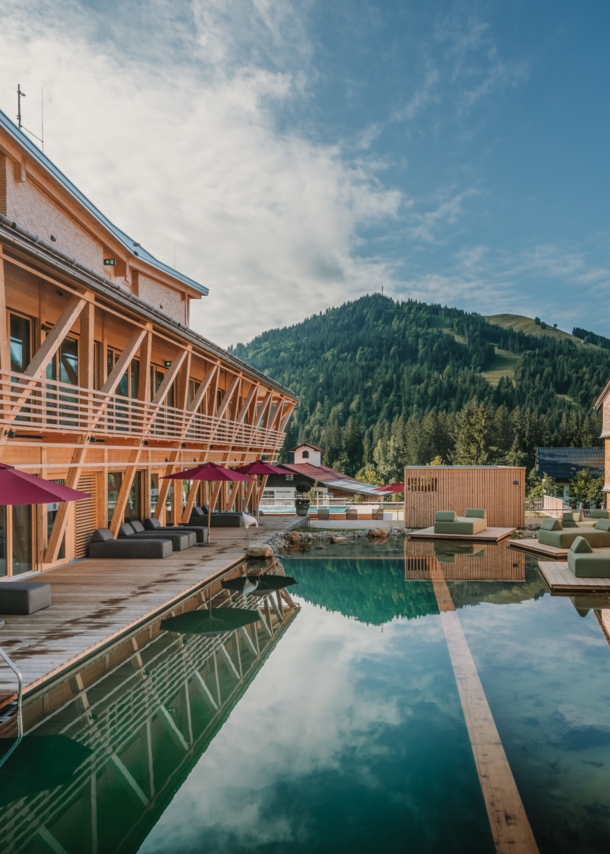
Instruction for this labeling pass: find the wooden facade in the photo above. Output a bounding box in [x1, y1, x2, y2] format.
[403, 466, 526, 529]
[594, 381, 610, 501]
[404, 538, 526, 581]
[0, 110, 297, 576]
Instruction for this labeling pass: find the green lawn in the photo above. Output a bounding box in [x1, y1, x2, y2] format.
[481, 348, 521, 387]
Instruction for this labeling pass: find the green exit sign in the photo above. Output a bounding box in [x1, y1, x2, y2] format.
[104, 258, 116, 266]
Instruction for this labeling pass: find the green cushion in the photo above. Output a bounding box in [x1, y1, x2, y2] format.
[595, 519, 610, 531]
[540, 518, 561, 531]
[435, 511, 456, 522]
[465, 508, 486, 518]
[563, 512, 582, 526]
[571, 536, 593, 554]
[568, 549, 610, 577]
[589, 509, 609, 519]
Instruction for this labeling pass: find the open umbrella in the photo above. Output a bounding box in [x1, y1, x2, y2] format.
[222, 575, 297, 594]
[161, 607, 260, 635]
[0, 463, 90, 504]
[163, 462, 254, 543]
[374, 482, 404, 494]
[234, 460, 286, 518]
[0, 735, 92, 805]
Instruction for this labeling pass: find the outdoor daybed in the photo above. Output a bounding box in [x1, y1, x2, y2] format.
[568, 536, 610, 578]
[538, 517, 610, 549]
[185, 506, 258, 529]
[562, 511, 604, 528]
[433, 509, 487, 536]
[143, 516, 208, 543]
[89, 528, 172, 559]
[118, 523, 195, 551]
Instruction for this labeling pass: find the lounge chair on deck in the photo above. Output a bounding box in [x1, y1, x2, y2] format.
[143, 516, 208, 543]
[183, 506, 258, 529]
[562, 511, 598, 529]
[118, 523, 195, 551]
[433, 509, 487, 536]
[89, 528, 172, 559]
[568, 536, 610, 577]
[538, 518, 610, 549]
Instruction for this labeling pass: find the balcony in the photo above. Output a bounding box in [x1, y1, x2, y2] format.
[0, 370, 285, 451]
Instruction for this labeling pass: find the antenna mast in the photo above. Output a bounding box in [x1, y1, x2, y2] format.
[17, 84, 25, 130]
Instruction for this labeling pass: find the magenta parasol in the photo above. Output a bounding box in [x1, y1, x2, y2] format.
[0, 463, 90, 505]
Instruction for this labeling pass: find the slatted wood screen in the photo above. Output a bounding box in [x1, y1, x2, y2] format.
[404, 466, 526, 529]
[75, 475, 97, 558]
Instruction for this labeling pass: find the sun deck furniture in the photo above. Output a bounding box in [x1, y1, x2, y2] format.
[317, 507, 329, 520]
[538, 517, 610, 549]
[561, 511, 595, 529]
[433, 509, 488, 536]
[587, 509, 610, 520]
[89, 528, 172, 559]
[118, 523, 195, 551]
[567, 536, 610, 577]
[143, 517, 208, 544]
[0, 581, 51, 614]
[183, 506, 258, 529]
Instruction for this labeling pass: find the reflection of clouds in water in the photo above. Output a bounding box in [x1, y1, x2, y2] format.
[140, 602, 449, 852]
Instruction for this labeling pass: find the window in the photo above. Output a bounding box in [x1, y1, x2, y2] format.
[12, 505, 32, 575]
[108, 472, 122, 523]
[10, 314, 31, 373]
[47, 481, 66, 560]
[285, 474, 294, 481]
[406, 477, 437, 493]
[124, 472, 142, 522]
[46, 337, 79, 426]
[302, 450, 310, 459]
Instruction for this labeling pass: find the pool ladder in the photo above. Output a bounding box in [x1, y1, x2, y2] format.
[0, 644, 23, 769]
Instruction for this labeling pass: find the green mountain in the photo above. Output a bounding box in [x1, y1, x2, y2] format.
[230, 295, 608, 477]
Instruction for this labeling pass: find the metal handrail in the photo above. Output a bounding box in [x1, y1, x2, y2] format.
[0, 645, 23, 769]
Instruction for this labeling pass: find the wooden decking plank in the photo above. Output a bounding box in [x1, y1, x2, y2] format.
[0, 518, 300, 695]
[409, 527, 515, 543]
[538, 561, 610, 594]
[430, 569, 539, 853]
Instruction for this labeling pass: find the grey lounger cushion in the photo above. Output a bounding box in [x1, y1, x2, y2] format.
[89, 528, 172, 559]
[145, 517, 208, 543]
[568, 536, 610, 577]
[0, 581, 51, 614]
[118, 523, 194, 551]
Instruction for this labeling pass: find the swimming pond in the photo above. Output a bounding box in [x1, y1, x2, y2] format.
[1, 540, 610, 853]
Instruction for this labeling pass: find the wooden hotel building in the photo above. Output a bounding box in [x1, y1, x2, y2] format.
[0, 109, 297, 576]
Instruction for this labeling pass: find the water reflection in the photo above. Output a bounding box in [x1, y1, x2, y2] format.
[0, 563, 297, 854]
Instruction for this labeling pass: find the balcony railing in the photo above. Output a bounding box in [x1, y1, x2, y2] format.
[0, 370, 285, 450]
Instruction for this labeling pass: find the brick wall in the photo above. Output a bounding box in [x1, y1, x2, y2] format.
[139, 273, 186, 324]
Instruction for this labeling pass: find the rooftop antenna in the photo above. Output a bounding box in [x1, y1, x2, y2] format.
[17, 84, 25, 130]
[16, 83, 45, 150]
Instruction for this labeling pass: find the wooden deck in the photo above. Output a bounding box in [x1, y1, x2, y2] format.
[408, 526, 515, 543]
[509, 539, 568, 558]
[538, 561, 610, 594]
[0, 517, 300, 696]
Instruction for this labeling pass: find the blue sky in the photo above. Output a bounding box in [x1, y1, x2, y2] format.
[0, 0, 609, 344]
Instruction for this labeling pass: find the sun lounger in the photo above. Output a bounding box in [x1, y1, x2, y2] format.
[433, 509, 487, 535]
[184, 506, 258, 528]
[562, 511, 596, 529]
[567, 536, 610, 577]
[89, 528, 172, 559]
[143, 517, 208, 543]
[118, 523, 195, 551]
[538, 517, 610, 548]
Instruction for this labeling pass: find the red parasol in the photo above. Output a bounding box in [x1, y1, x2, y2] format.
[374, 482, 404, 494]
[0, 463, 90, 505]
[234, 460, 286, 520]
[163, 463, 254, 542]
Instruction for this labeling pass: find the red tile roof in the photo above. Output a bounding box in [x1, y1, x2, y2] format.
[279, 463, 357, 484]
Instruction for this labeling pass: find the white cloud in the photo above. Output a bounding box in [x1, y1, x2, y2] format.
[0, 0, 402, 346]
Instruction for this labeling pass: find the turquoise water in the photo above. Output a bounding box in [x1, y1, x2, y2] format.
[2, 541, 610, 852]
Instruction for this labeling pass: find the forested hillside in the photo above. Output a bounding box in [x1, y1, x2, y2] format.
[230, 295, 609, 481]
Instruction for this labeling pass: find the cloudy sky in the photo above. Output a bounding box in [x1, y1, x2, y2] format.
[1, 0, 610, 346]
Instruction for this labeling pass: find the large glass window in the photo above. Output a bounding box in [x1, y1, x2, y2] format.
[124, 473, 142, 522]
[0, 507, 6, 578]
[10, 314, 31, 373]
[12, 505, 32, 575]
[108, 472, 122, 524]
[151, 473, 159, 514]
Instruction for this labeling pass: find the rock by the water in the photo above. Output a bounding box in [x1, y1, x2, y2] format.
[330, 535, 348, 544]
[368, 528, 388, 540]
[284, 531, 300, 543]
[246, 546, 273, 558]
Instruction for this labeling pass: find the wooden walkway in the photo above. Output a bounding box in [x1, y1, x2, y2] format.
[430, 569, 539, 853]
[538, 561, 610, 594]
[408, 527, 515, 543]
[0, 518, 300, 697]
[509, 539, 568, 558]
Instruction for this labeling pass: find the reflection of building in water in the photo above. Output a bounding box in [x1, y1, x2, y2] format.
[404, 538, 526, 582]
[0, 566, 298, 854]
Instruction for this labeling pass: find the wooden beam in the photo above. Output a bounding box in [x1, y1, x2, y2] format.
[25, 295, 86, 380]
[254, 392, 272, 428]
[236, 383, 259, 425]
[138, 331, 153, 403]
[0, 246, 9, 372]
[215, 374, 240, 421]
[79, 299, 95, 390]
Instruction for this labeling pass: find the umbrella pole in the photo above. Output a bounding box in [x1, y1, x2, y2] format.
[208, 501, 212, 546]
